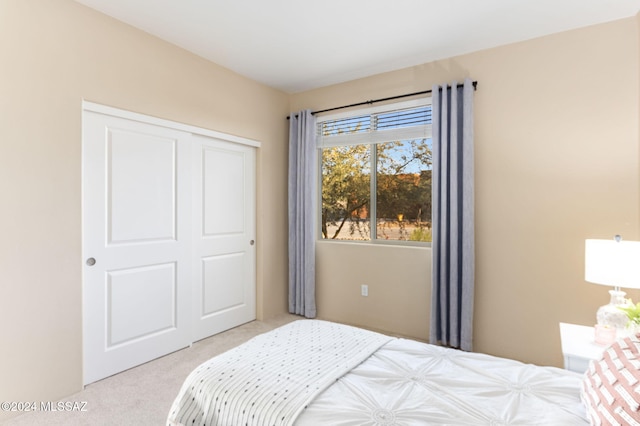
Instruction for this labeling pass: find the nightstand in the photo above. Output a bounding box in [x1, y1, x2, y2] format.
[559, 322, 607, 374]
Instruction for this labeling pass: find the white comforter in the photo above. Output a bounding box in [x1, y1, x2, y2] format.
[167, 320, 392, 426]
[168, 320, 588, 426]
[297, 338, 588, 425]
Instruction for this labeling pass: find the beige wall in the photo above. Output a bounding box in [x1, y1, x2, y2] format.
[0, 0, 289, 420]
[291, 17, 640, 366]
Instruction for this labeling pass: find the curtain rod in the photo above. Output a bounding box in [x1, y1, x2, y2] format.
[287, 80, 477, 120]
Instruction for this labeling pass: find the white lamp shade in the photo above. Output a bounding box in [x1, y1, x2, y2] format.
[585, 239, 640, 289]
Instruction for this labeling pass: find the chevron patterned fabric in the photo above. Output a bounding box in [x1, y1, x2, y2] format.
[582, 333, 640, 426]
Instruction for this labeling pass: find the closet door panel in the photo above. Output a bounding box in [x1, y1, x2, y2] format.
[82, 111, 191, 385]
[192, 135, 256, 342]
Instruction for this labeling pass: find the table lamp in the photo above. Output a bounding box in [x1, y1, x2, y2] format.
[585, 236, 640, 340]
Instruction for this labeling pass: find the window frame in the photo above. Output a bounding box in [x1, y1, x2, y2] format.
[316, 97, 433, 247]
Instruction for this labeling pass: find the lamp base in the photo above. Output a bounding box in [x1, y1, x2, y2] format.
[596, 289, 629, 329]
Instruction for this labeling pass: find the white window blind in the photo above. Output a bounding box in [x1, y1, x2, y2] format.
[316, 99, 432, 147]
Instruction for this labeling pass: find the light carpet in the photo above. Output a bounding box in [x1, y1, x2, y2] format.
[2, 314, 298, 426]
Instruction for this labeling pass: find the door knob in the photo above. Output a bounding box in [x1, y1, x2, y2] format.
[250, 240, 255, 245]
[86, 257, 96, 266]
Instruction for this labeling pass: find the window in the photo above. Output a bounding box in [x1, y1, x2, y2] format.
[317, 99, 432, 244]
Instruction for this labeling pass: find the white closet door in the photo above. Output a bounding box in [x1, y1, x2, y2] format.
[82, 111, 192, 385]
[192, 134, 256, 342]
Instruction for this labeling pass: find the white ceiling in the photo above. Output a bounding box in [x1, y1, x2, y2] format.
[75, 0, 640, 93]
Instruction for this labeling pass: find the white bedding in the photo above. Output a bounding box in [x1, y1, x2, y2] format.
[297, 338, 588, 425]
[167, 320, 392, 426]
[168, 320, 588, 426]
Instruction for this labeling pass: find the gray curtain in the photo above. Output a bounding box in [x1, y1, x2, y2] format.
[430, 78, 475, 351]
[288, 110, 317, 318]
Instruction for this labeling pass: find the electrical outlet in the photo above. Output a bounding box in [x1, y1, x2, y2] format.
[361, 284, 368, 297]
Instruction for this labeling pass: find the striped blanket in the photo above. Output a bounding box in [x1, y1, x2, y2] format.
[167, 320, 392, 426]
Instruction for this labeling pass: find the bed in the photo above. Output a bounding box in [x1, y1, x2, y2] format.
[167, 320, 639, 425]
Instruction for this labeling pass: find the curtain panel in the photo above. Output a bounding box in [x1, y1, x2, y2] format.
[430, 78, 475, 351]
[288, 110, 317, 318]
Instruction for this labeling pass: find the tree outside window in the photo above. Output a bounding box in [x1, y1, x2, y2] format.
[318, 102, 432, 244]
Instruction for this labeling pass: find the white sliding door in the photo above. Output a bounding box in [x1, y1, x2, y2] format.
[192, 135, 256, 342]
[82, 111, 192, 385]
[82, 103, 258, 385]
